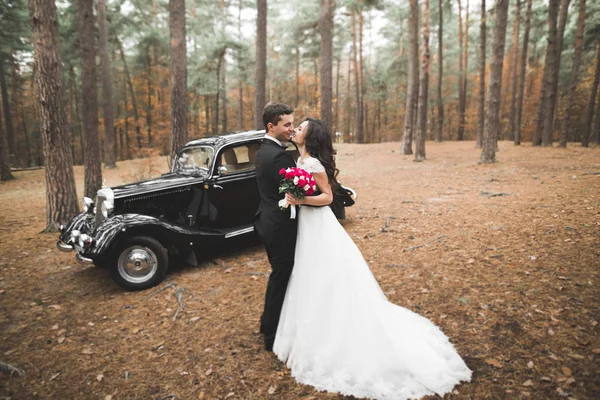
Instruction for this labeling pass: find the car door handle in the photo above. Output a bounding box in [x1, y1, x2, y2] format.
[212, 184, 224, 190]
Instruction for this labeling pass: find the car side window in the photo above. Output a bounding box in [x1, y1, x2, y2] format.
[217, 143, 259, 174]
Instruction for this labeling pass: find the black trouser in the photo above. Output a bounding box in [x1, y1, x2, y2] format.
[259, 223, 297, 349]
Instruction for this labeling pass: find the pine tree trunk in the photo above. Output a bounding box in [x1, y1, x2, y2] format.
[254, 0, 267, 129]
[222, 57, 228, 132]
[78, 0, 102, 198]
[464, 0, 469, 138]
[457, 0, 465, 141]
[146, 45, 153, 146]
[122, 68, 130, 159]
[477, 0, 486, 148]
[30, 0, 79, 230]
[170, 0, 188, 159]
[351, 9, 364, 144]
[97, 0, 116, 168]
[334, 57, 341, 136]
[582, 40, 600, 148]
[508, 0, 520, 141]
[480, 0, 509, 163]
[0, 55, 16, 158]
[204, 95, 210, 135]
[514, 0, 532, 145]
[436, 0, 443, 142]
[0, 101, 13, 180]
[319, 0, 334, 134]
[118, 38, 141, 149]
[401, 0, 419, 154]
[532, 0, 559, 146]
[358, 9, 365, 143]
[295, 47, 300, 107]
[593, 91, 600, 144]
[215, 52, 225, 135]
[415, 0, 430, 162]
[543, 0, 571, 146]
[344, 46, 352, 137]
[560, 0, 585, 147]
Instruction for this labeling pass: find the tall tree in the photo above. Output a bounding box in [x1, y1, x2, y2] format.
[401, 0, 419, 154]
[458, 0, 469, 140]
[358, 8, 365, 143]
[559, 0, 586, 147]
[29, 0, 79, 231]
[477, 0, 486, 147]
[78, 0, 102, 198]
[415, 0, 430, 162]
[117, 38, 142, 149]
[350, 8, 364, 144]
[480, 0, 509, 163]
[542, 0, 570, 146]
[531, 0, 559, 146]
[508, 0, 520, 141]
[98, 0, 116, 168]
[582, 40, 600, 148]
[0, 54, 15, 158]
[319, 0, 334, 133]
[436, 0, 443, 142]
[514, 0, 531, 145]
[170, 0, 188, 159]
[254, 0, 267, 129]
[0, 102, 13, 180]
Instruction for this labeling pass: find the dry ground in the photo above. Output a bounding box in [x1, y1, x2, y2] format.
[0, 141, 599, 400]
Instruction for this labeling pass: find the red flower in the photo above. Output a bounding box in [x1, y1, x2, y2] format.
[285, 170, 294, 180]
[298, 178, 307, 187]
[279, 168, 286, 176]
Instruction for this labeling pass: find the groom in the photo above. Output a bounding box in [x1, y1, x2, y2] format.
[254, 102, 297, 351]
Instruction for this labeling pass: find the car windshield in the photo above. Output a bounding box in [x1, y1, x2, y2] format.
[174, 146, 214, 174]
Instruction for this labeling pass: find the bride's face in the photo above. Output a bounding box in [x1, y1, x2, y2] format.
[292, 121, 309, 146]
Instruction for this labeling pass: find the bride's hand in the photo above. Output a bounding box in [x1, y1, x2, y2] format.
[285, 193, 304, 205]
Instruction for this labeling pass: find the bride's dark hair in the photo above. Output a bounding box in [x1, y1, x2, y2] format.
[304, 118, 340, 190]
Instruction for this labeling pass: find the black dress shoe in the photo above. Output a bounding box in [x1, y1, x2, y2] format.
[264, 336, 274, 352]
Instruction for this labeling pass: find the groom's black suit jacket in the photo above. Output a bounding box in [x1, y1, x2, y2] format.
[253, 138, 298, 347]
[254, 139, 297, 242]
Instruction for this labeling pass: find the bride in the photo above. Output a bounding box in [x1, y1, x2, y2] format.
[274, 118, 472, 400]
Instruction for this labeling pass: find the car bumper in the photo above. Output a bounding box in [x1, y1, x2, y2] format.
[57, 240, 74, 252]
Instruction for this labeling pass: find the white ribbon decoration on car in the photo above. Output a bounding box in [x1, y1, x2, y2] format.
[278, 198, 297, 219]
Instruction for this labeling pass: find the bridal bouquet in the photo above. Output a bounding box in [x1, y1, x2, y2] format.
[278, 167, 316, 218]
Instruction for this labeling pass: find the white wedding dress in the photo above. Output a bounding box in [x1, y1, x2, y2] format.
[273, 157, 472, 400]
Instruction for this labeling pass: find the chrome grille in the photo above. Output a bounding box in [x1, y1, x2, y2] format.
[95, 192, 107, 227]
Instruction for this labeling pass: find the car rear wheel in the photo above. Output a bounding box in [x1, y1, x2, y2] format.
[110, 236, 168, 291]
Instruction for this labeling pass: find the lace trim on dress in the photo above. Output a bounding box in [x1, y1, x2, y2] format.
[297, 156, 325, 174]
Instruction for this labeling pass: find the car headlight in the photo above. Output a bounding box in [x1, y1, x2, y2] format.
[101, 201, 114, 218]
[79, 234, 93, 248]
[82, 197, 94, 213]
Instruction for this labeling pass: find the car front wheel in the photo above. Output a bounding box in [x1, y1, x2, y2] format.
[110, 236, 168, 291]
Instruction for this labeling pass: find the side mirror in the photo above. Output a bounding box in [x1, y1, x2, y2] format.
[218, 166, 228, 176]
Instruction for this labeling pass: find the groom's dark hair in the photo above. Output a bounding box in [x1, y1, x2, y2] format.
[262, 102, 294, 130]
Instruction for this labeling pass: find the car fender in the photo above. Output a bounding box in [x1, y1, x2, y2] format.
[89, 213, 221, 258]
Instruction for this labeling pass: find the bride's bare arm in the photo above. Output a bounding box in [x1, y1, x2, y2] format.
[285, 171, 333, 206]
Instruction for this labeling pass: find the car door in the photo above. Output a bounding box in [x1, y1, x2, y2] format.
[205, 142, 261, 229]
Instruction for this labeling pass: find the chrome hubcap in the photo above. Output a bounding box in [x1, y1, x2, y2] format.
[118, 246, 158, 283]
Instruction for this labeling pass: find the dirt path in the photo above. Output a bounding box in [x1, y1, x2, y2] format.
[0, 141, 598, 399]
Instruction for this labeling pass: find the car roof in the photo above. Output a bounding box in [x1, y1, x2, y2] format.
[181, 130, 266, 151]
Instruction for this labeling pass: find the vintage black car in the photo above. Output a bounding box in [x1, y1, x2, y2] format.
[57, 130, 357, 290]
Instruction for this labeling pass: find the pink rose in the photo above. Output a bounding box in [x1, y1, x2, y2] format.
[285, 171, 294, 180]
[279, 168, 286, 176]
[298, 178, 307, 187]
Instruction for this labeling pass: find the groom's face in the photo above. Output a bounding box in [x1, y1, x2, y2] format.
[268, 114, 295, 142]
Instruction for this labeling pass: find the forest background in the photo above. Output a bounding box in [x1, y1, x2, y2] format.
[1, 0, 600, 229]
